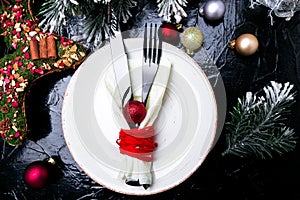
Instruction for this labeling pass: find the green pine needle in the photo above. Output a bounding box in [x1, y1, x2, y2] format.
[37, 0, 137, 48]
[222, 81, 297, 159]
[83, 2, 116, 45]
[111, 0, 137, 23]
[38, 0, 79, 34]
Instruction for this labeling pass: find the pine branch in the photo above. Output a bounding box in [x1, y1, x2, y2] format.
[223, 81, 297, 159]
[36, 0, 137, 48]
[81, 1, 117, 47]
[38, 0, 79, 34]
[157, 0, 188, 23]
[111, 0, 137, 23]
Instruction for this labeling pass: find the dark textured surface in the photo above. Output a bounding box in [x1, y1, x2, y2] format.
[1, 0, 300, 199]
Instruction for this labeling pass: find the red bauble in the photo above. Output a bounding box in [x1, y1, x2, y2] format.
[23, 161, 50, 189]
[123, 100, 147, 124]
[160, 23, 179, 43]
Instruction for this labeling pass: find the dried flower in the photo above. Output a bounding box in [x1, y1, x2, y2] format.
[0, 118, 11, 137]
[1, 104, 10, 114]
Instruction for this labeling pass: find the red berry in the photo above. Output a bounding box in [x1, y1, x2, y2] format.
[123, 100, 147, 124]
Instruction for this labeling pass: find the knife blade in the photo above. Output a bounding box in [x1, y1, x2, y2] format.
[110, 31, 133, 107]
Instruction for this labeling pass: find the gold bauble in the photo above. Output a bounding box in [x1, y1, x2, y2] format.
[229, 33, 259, 56]
[181, 27, 204, 55]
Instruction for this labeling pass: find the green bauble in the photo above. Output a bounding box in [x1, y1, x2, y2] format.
[181, 27, 204, 55]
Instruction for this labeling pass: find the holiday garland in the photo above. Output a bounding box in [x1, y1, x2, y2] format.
[0, 0, 86, 146]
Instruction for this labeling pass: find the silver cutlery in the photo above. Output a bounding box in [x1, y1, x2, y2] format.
[142, 23, 162, 105]
[110, 30, 133, 107]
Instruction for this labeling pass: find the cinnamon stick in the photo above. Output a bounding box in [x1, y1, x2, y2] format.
[29, 39, 39, 60]
[47, 35, 57, 59]
[39, 36, 48, 59]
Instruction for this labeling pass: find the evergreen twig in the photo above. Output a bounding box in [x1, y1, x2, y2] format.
[222, 81, 297, 159]
[37, 0, 137, 49]
[38, 0, 79, 34]
[111, 0, 137, 24]
[157, 0, 188, 23]
[82, 1, 117, 47]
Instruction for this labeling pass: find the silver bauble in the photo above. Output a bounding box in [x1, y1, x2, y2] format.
[201, 0, 226, 21]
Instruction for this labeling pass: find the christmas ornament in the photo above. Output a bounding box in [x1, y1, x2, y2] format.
[123, 100, 147, 124]
[23, 157, 57, 189]
[199, 0, 226, 21]
[159, 23, 181, 44]
[181, 27, 204, 55]
[229, 33, 259, 56]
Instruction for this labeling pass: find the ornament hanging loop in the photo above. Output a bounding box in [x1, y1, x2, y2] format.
[45, 157, 56, 165]
[228, 40, 236, 49]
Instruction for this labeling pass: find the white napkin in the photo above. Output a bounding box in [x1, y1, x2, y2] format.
[105, 57, 172, 186]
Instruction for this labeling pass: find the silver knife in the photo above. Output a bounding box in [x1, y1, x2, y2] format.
[110, 31, 133, 107]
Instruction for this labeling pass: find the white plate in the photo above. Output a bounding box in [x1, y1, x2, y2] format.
[62, 38, 218, 195]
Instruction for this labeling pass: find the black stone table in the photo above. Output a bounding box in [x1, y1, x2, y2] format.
[1, 1, 300, 199]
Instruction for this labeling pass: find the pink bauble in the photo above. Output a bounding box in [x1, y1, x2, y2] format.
[23, 161, 50, 189]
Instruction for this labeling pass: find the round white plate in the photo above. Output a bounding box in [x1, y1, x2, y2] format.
[62, 38, 218, 195]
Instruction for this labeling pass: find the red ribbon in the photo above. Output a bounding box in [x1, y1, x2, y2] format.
[116, 126, 157, 162]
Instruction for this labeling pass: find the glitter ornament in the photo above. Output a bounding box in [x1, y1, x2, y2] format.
[229, 33, 259, 56]
[181, 27, 204, 55]
[200, 0, 226, 21]
[123, 100, 147, 124]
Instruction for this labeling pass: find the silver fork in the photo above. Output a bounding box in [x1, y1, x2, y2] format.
[142, 23, 163, 105]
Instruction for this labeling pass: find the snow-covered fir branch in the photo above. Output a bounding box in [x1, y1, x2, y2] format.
[157, 0, 188, 23]
[37, 0, 137, 49]
[223, 81, 297, 159]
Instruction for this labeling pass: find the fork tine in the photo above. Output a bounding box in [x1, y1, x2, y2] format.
[157, 29, 162, 64]
[148, 23, 153, 64]
[152, 24, 157, 64]
[142, 23, 162, 104]
[143, 23, 147, 63]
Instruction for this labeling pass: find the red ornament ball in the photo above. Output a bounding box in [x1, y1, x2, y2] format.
[160, 23, 179, 43]
[23, 161, 50, 189]
[123, 100, 147, 124]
